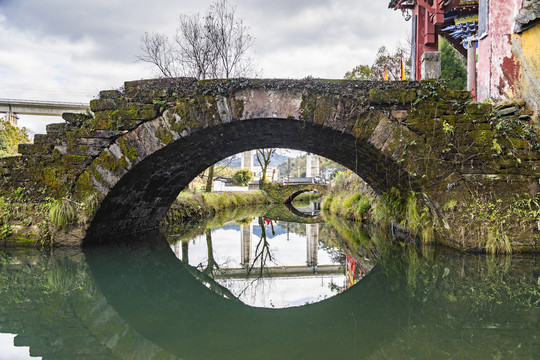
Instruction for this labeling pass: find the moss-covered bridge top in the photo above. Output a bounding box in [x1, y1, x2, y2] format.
[0, 77, 538, 249]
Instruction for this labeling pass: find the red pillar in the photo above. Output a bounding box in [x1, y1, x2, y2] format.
[413, 5, 440, 80]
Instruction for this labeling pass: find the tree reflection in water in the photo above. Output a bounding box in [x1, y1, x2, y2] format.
[171, 210, 356, 308]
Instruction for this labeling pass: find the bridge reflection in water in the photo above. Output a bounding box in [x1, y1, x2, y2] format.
[170, 218, 370, 308]
[1, 227, 538, 359]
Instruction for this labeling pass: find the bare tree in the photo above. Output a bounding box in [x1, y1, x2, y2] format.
[138, 0, 255, 80]
[139, 32, 179, 78]
[204, 0, 254, 78]
[139, 0, 257, 192]
[255, 148, 276, 182]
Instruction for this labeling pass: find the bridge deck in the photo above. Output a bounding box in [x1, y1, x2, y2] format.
[212, 264, 344, 279]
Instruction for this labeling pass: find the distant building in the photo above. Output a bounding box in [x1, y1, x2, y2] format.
[213, 176, 248, 192]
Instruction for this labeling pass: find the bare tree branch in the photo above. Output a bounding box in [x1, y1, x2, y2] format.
[256, 148, 276, 182]
[138, 32, 179, 78]
[139, 0, 255, 80]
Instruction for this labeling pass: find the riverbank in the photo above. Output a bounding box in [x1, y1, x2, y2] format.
[0, 189, 269, 248]
[0, 191, 99, 248]
[322, 171, 540, 254]
[163, 190, 268, 225]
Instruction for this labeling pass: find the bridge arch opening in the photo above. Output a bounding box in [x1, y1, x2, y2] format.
[85, 117, 404, 245]
[284, 189, 321, 204]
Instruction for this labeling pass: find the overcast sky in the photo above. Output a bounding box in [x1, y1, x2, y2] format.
[0, 0, 410, 134]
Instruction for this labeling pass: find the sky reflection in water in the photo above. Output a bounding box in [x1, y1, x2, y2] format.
[170, 220, 366, 308]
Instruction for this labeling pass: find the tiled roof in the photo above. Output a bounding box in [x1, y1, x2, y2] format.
[388, 0, 401, 9]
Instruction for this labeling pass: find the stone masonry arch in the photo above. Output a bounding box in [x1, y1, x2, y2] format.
[74, 78, 419, 244]
[2, 78, 539, 249]
[83, 117, 402, 243]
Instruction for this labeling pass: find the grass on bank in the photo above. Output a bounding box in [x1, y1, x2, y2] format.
[164, 190, 268, 225]
[322, 171, 540, 254]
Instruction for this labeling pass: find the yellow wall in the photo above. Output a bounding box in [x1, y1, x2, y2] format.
[513, 23, 540, 121]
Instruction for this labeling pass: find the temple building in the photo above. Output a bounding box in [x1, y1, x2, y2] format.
[389, 0, 540, 118]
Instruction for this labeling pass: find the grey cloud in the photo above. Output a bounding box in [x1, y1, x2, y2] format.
[0, 0, 409, 79]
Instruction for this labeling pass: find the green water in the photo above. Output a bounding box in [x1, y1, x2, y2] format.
[0, 206, 539, 359]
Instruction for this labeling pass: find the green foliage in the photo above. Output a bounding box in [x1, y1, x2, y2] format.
[0, 117, 30, 157]
[152, 99, 167, 110]
[13, 187, 25, 202]
[492, 138, 502, 155]
[49, 198, 77, 228]
[0, 224, 13, 239]
[486, 228, 512, 255]
[322, 172, 374, 222]
[344, 64, 374, 80]
[405, 192, 421, 233]
[0, 197, 11, 224]
[439, 37, 467, 90]
[164, 190, 269, 225]
[373, 187, 406, 226]
[449, 193, 540, 253]
[442, 120, 455, 135]
[344, 45, 411, 81]
[232, 168, 253, 186]
[490, 111, 540, 152]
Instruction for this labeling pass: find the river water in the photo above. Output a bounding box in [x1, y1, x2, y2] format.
[0, 204, 538, 359]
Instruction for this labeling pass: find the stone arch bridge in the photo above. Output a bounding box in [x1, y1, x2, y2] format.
[0, 78, 538, 248]
[262, 183, 327, 204]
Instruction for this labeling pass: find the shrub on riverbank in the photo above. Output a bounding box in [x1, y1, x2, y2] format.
[322, 172, 435, 245]
[322, 171, 375, 222]
[322, 171, 540, 253]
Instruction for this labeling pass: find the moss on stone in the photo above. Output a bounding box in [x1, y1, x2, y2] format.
[89, 99, 116, 112]
[465, 102, 492, 116]
[300, 93, 317, 121]
[369, 88, 416, 105]
[313, 96, 336, 125]
[155, 126, 174, 145]
[467, 130, 492, 147]
[89, 105, 157, 130]
[97, 151, 127, 176]
[73, 172, 95, 200]
[173, 99, 203, 130]
[234, 99, 244, 119]
[117, 137, 139, 163]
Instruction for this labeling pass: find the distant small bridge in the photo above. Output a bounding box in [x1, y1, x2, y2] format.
[0, 98, 89, 126]
[0, 98, 88, 117]
[262, 183, 327, 204]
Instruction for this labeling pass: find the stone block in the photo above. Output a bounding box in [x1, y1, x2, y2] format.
[18, 143, 53, 155]
[76, 138, 113, 147]
[93, 130, 125, 138]
[421, 51, 441, 80]
[368, 88, 416, 105]
[62, 113, 92, 127]
[46, 123, 73, 134]
[494, 99, 525, 110]
[90, 98, 116, 112]
[98, 89, 123, 100]
[497, 106, 519, 116]
[34, 134, 60, 145]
